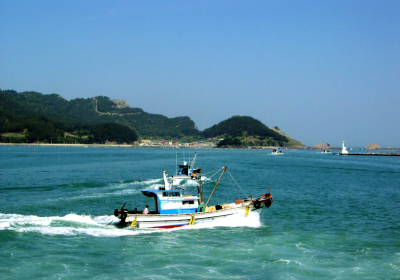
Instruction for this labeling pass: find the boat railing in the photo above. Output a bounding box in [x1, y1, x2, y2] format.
[136, 185, 185, 191]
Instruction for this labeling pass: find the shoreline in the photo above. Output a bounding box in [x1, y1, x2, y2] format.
[0, 143, 288, 149]
[0, 143, 216, 149]
[1, 143, 398, 150]
[0, 143, 135, 148]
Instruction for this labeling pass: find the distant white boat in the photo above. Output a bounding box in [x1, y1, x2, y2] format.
[271, 148, 283, 155]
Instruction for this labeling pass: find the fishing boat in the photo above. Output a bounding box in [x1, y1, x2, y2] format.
[113, 166, 273, 229]
[271, 148, 283, 155]
[171, 152, 201, 180]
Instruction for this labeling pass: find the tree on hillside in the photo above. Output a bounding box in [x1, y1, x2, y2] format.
[203, 115, 288, 143]
[217, 137, 242, 147]
[25, 118, 62, 143]
[91, 123, 138, 143]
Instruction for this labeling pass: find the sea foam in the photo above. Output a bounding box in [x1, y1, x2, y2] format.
[0, 211, 261, 237]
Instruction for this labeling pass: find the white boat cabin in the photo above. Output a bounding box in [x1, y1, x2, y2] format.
[139, 170, 201, 214]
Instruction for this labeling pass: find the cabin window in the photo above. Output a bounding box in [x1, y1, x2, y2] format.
[182, 200, 195, 205]
[179, 165, 189, 175]
[163, 192, 180, 197]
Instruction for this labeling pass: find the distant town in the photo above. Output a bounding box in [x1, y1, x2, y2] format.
[139, 139, 218, 148]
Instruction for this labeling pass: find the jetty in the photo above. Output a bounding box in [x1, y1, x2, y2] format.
[333, 153, 400, 156]
[333, 141, 400, 156]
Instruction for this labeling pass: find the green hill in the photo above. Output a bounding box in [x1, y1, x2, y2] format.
[1, 89, 304, 146]
[202, 115, 290, 147]
[270, 127, 305, 147]
[0, 90, 138, 144]
[1, 90, 199, 140]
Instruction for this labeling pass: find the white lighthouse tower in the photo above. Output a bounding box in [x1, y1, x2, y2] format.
[341, 141, 348, 154]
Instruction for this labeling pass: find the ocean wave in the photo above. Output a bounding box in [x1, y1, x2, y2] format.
[40, 176, 209, 204]
[0, 213, 143, 237]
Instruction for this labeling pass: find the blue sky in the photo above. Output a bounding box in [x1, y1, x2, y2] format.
[1, 1, 399, 147]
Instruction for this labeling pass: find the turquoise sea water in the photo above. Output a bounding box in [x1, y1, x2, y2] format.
[1, 146, 399, 279]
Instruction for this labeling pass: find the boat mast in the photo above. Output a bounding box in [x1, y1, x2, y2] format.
[198, 177, 204, 204]
[190, 152, 197, 169]
[204, 166, 227, 208]
[163, 169, 171, 190]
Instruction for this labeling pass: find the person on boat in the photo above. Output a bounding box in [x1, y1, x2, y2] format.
[142, 205, 149, 215]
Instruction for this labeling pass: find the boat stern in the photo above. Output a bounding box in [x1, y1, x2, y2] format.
[254, 188, 273, 209]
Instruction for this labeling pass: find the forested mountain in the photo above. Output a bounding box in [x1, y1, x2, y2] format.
[0, 90, 138, 144]
[1, 89, 303, 146]
[1, 90, 199, 139]
[203, 115, 289, 147]
[93, 96, 199, 137]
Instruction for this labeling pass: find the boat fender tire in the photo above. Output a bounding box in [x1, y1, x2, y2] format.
[216, 204, 223, 210]
[253, 201, 261, 209]
[264, 200, 272, 208]
[114, 209, 119, 217]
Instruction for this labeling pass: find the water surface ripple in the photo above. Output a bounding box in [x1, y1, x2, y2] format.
[1, 146, 399, 279]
